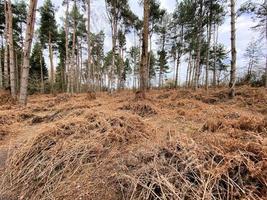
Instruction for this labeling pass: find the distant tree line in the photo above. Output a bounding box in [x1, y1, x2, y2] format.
[0, 0, 266, 105]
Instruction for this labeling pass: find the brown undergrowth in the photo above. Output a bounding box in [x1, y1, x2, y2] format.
[0, 86, 266, 199]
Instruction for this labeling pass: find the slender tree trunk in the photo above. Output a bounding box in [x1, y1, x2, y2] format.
[15, 51, 19, 91]
[70, 2, 77, 94]
[8, 0, 16, 98]
[19, 0, 38, 105]
[205, 4, 212, 91]
[4, 1, 9, 89]
[65, 0, 70, 92]
[194, 0, 203, 90]
[0, 45, 2, 89]
[40, 49, 44, 93]
[265, 3, 267, 88]
[175, 53, 180, 88]
[186, 52, 192, 87]
[213, 24, 218, 87]
[48, 31, 55, 94]
[87, 0, 92, 91]
[229, 0, 236, 98]
[139, 0, 149, 98]
[147, 33, 152, 89]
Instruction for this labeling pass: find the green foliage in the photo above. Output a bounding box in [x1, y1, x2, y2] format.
[39, 0, 58, 47]
[29, 42, 48, 93]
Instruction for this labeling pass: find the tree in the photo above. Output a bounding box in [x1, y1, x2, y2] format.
[86, 0, 92, 91]
[156, 13, 169, 88]
[239, 0, 267, 87]
[7, 0, 16, 98]
[139, 0, 149, 98]
[243, 39, 263, 83]
[29, 42, 48, 93]
[39, 0, 58, 93]
[3, 0, 9, 89]
[229, 0, 236, 98]
[19, 0, 38, 105]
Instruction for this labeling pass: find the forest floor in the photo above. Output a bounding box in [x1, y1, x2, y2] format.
[0, 86, 266, 200]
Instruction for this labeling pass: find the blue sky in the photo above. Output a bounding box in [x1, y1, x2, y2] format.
[37, 0, 265, 83]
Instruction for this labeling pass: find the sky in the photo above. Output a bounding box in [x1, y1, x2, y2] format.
[37, 0, 265, 84]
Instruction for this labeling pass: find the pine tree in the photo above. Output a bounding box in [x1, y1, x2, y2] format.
[229, 0, 236, 98]
[39, 0, 58, 93]
[19, 0, 38, 105]
[29, 42, 48, 93]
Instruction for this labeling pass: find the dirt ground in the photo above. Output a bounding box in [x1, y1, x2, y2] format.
[0, 86, 266, 200]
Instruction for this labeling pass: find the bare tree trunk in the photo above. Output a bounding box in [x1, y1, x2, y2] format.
[8, 0, 16, 98]
[19, 0, 38, 105]
[175, 53, 180, 88]
[70, 1, 77, 95]
[194, 0, 203, 90]
[87, 0, 92, 91]
[265, 3, 267, 88]
[229, 0, 236, 98]
[205, 4, 212, 91]
[15, 51, 19, 91]
[40, 49, 44, 93]
[48, 31, 55, 94]
[139, 0, 149, 98]
[4, 1, 9, 89]
[186, 52, 192, 87]
[0, 44, 2, 89]
[213, 24, 218, 87]
[65, 0, 70, 92]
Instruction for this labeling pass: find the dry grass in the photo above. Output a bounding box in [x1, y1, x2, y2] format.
[0, 86, 266, 199]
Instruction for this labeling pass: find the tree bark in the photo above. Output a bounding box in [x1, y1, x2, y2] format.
[205, 2, 212, 91]
[40, 49, 44, 93]
[70, 0, 77, 94]
[229, 0, 236, 97]
[213, 24, 218, 87]
[48, 31, 55, 94]
[139, 0, 149, 98]
[265, 1, 267, 88]
[194, 0, 203, 90]
[4, 1, 9, 89]
[0, 43, 2, 89]
[19, 0, 38, 105]
[65, 0, 70, 92]
[7, 0, 16, 98]
[87, 0, 92, 91]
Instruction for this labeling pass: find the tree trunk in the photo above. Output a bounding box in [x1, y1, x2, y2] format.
[48, 31, 55, 94]
[265, 2, 267, 88]
[229, 0, 236, 98]
[0, 44, 2, 89]
[19, 0, 38, 105]
[65, 0, 70, 92]
[70, 1, 77, 94]
[205, 3, 212, 91]
[87, 0, 92, 91]
[175, 53, 180, 88]
[139, 0, 149, 98]
[186, 52, 192, 87]
[213, 24, 218, 87]
[40, 49, 44, 93]
[8, 0, 16, 98]
[194, 0, 203, 90]
[4, 1, 9, 89]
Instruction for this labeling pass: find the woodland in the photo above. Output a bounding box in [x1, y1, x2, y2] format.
[0, 0, 266, 199]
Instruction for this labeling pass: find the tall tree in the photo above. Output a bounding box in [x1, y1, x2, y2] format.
[7, 0, 16, 98]
[29, 42, 47, 93]
[39, 0, 58, 93]
[86, 0, 92, 91]
[3, 0, 9, 89]
[19, 0, 38, 105]
[139, 0, 149, 98]
[229, 0, 236, 98]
